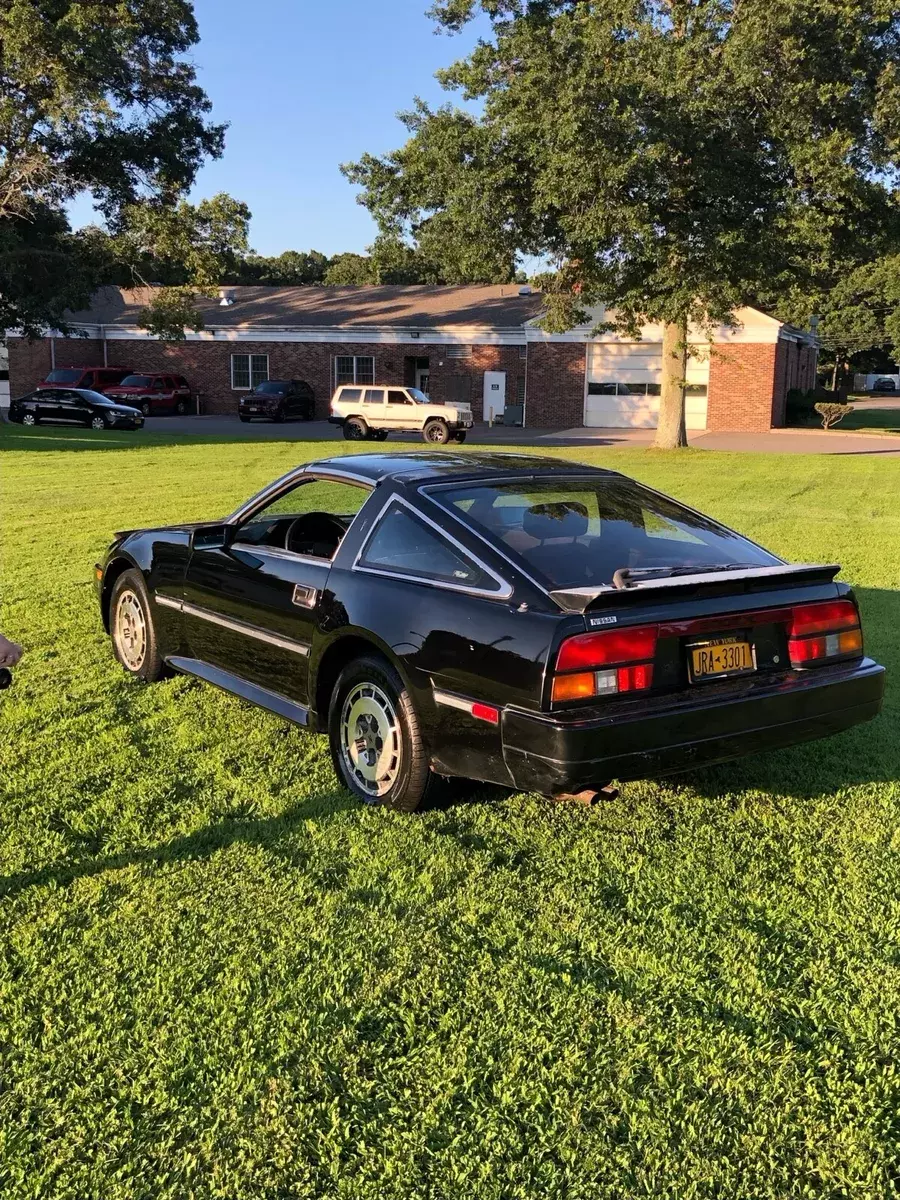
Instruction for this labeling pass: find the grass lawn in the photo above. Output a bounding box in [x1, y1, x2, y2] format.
[2, 424, 900, 1198]
[840, 407, 900, 435]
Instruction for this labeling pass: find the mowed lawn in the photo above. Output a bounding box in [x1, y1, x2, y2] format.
[2, 425, 900, 1199]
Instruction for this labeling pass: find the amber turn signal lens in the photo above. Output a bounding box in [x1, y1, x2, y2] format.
[839, 628, 863, 654]
[551, 672, 598, 702]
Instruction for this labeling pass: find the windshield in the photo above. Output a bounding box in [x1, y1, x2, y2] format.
[434, 478, 778, 589]
[44, 369, 83, 383]
[408, 388, 434, 404]
[120, 375, 153, 387]
[254, 382, 287, 394]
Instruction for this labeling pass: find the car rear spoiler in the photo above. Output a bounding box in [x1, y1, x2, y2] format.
[549, 563, 842, 614]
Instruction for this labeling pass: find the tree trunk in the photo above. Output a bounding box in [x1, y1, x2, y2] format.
[654, 317, 689, 449]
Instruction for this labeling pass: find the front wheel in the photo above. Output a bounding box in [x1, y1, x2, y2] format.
[239, 414, 251, 423]
[273, 407, 286, 424]
[343, 417, 367, 441]
[175, 399, 187, 415]
[423, 419, 451, 445]
[110, 570, 167, 682]
[90, 415, 108, 431]
[453, 431, 467, 443]
[328, 654, 434, 813]
[141, 402, 151, 417]
[373, 429, 389, 441]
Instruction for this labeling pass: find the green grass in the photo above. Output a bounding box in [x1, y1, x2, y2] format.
[2, 424, 900, 1198]
[840, 407, 900, 435]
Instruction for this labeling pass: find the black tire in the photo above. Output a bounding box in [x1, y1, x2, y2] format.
[239, 414, 252, 423]
[374, 429, 389, 441]
[273, 406, 286, 424]
[328, 654, 434, 813]
[454, 431, 467, 443]
[175, 399, 187, 415]
[109, 569, 167, 683]
[423, 419, 451, 445]
[140, 401, 151, 416]
[301, 404, 314, 421]
[343, 417, 367, 441]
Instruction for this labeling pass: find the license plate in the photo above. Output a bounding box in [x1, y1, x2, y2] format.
[247, 406, 259, 412]
[689, 637, 755, 682]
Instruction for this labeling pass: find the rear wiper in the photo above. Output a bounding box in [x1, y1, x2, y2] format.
[612, 564, 760, 590]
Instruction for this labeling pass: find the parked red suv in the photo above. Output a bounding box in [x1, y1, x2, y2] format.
[40, 366, 132, 394]
[105, 373, 193, 416]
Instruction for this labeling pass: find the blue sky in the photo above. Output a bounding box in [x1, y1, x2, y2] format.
[70, 0, 486, 257]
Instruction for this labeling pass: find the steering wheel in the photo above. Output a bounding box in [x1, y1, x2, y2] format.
[284, 511, 347, 558]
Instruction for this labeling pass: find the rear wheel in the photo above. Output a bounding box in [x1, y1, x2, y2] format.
[328, 654, 434, 813]
[21, 412, 37, 426]
[110, 570, 166, 682]
[343, 417, 367, 441]
[423, 419, 451, 445]
[373, 429, 389, 441]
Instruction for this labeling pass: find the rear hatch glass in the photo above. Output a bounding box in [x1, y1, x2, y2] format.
[44, 369, 83, 384]
[433, 478, 778, 588]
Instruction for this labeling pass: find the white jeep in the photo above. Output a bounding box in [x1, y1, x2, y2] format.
[328, 385, 474, 444]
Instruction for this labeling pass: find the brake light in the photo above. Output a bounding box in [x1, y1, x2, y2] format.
[787, 599, 863, 668]
[552, 625, 657, 703]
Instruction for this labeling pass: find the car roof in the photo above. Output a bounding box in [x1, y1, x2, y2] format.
[304, 451, 623, 485]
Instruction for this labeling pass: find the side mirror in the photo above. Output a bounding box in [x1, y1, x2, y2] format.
[192, 523, 234, 551]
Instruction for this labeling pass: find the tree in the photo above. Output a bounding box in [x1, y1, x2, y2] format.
[323, 252, 378, 286]
[817, 255, 900, 386]
[0, 0, 224, 333]
[345, 0, 900, 447]
[232, 249, 330, 286]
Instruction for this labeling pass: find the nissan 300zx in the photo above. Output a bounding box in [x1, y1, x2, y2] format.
[95, 452, 885, 811]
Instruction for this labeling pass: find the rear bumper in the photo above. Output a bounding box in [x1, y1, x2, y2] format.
[501, 659, 885, 793]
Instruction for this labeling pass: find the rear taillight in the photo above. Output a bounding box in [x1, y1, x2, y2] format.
[552, 625, 657, 703]
[787, 599, 862, 667]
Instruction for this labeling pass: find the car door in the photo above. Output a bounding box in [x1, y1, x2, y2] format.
[360, 387, 386, 427]
[53, 389, 86, 424]
[181, 475, 373, 705]
[32, 389, 64, 422]
[386, 388, 416, 429]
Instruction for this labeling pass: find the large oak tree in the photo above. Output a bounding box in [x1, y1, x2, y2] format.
[0, 0, 224, 336]
[346, 0, 900, 446]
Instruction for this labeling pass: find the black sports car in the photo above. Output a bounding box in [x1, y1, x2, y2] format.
[95, 452, 884, 811]
[9, 387, 144, 430]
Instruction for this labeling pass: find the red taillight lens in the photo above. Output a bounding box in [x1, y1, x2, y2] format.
[788, 599, 862, 668]
[553, 625, 657, 704]
[556, 625, 658, 671]
[789, 600, 858, 638]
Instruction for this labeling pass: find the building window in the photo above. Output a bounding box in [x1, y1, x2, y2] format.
[587, 381, 707, 399]
[335, 355, 375, 386]
[231, 354, 268, 390]
[516, 376, 526, 403]
[518, 344, 527, 360]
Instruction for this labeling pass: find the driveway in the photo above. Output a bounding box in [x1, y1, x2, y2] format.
[126, 414, 900, 454]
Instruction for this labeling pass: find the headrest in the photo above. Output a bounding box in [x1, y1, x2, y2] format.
[523, 501, 589, 541]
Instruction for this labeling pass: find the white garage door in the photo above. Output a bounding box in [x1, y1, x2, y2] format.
[585, 342, 708, 429]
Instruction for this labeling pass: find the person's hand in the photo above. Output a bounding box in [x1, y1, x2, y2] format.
[0, 635, 23, 669]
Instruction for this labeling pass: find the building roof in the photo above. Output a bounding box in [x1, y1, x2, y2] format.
[65, 284, 544, 330]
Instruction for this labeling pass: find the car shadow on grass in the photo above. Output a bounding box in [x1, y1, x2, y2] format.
[0, 786, 359, 901]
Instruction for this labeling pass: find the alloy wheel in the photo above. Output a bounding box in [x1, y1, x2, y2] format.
[340, 682, 402, 799]
[114, 589, 147, 670]
[22, 413, 36, 426]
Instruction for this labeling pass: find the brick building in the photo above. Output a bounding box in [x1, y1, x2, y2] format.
[6, 285, 817, 432]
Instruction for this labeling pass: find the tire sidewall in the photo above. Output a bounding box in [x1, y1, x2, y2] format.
[110, 569, 164, 682]
[328, 655, 430, 812]
[423, 419, 450, 444]
[343, 417, 367, 441]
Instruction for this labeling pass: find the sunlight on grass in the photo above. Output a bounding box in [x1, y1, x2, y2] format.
[1, 425, 900, 1196]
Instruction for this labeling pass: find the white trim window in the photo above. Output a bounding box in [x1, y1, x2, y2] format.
[335, 355, 375, 387]
[231, 353, 269, 390]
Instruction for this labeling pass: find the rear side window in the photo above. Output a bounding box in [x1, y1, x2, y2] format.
[435, 479, 777, 589]
[359, 501, 503, 593]
[339, 387, 362, 403]
[45, 369, 83, 384]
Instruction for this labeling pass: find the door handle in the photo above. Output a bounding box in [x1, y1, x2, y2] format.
[292, 584, 317, 608]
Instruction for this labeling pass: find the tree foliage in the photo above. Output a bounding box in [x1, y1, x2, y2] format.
[346, 0, 900, 445]
[0, 0, 224, 334]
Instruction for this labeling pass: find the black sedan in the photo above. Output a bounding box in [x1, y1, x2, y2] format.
[9, 387, 144, 430]
[95, 452, 884, 811]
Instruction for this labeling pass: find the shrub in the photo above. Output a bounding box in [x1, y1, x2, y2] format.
[814, 401, 853, 429]
[785, 387, 819, 425]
